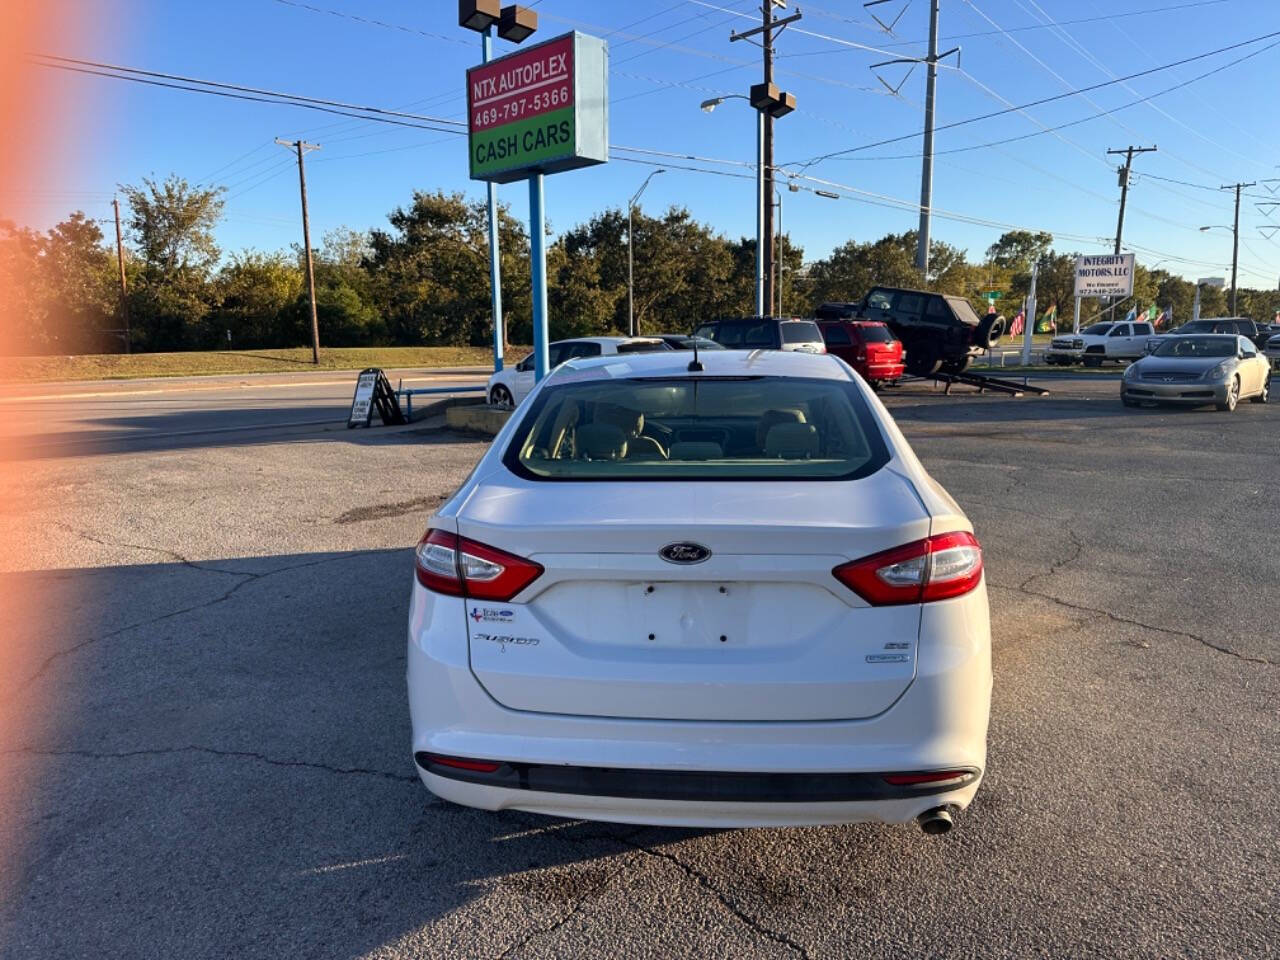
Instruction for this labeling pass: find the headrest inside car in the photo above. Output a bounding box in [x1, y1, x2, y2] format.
[755, 408, 806, 449]
[593, 403, 644, 437]
[765, 422, 819, 459]
[576, 423, 628, 460]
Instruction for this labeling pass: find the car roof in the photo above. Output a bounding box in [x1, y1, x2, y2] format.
[819, 318, 890, 326]
[554, 336, 662, 346]
[557, 347, 853, 381]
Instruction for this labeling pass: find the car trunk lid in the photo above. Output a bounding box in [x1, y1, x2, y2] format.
[460, 470, 930, 722]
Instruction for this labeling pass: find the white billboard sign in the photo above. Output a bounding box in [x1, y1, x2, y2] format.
[1074, 253, 1135, 298]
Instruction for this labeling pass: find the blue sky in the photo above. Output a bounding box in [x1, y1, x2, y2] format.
[19, 0, 1280, 287]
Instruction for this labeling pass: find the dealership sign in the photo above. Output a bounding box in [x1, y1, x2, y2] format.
[1073, 253, 1135, 298]
[467, 31, 608, 184]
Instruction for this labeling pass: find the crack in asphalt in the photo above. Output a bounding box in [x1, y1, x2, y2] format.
[994, 529, 1276, 666]
[17, 549, 366, 689]
[493, 819, 810, 958]
[991, 580, 1278, 668]
[618, 837, 813, 959]
[2, 744, 420, 784]
[1018, 528, 1085, 593]
[52, 522, 252, 577]
[494, 858, 634, 960]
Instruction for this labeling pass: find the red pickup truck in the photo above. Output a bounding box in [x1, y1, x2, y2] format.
[817, 320, 906, 387]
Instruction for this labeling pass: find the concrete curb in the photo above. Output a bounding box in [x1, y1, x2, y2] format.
[445, 404, 512, 436]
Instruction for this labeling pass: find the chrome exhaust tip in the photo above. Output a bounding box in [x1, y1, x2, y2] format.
[917, 806, 954, 835]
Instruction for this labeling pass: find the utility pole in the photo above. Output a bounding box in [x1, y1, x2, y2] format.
[867, 2, 957, 280]
[276, 138, 322, 364]
[112, 196, 130, 354]
[762, 4, 775, 314]
[917, 0, 940, 278]
[1222, 181, 1256, 315]
[1105, 144, 1155, 319]
[1106, 146, 1156, 256]
[732, 2, 799, 316]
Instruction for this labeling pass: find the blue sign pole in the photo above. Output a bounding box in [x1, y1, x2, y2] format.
[529, 172, 550, 381]
[482, 28, 504, 373]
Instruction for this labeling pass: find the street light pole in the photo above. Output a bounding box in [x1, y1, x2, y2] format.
[627, 168, 664, 337]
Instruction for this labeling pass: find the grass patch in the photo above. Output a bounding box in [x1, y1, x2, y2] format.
[0, 346, 531, 383]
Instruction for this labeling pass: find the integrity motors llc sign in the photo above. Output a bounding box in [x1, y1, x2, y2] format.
[466, 31, 608, 184]
[1074, 253, 1136, 298]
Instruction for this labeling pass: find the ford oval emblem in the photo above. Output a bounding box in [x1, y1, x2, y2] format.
[659, 542, 711, 565]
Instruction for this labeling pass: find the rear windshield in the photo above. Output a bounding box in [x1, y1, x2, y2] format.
[708, 319, 776, 348]
[858, 325, 894, 343]
[616, 339, 671, 354]
[1151, 336, 1236, 358]
[944, 296, 981, 325]
[504, 375, 890, 481]
[780, 320, 822, 343]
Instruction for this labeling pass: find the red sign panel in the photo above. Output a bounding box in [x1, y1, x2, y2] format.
[469, 33, 575, 134]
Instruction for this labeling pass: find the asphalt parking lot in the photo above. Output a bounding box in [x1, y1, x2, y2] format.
[1, 374, 1277, 959]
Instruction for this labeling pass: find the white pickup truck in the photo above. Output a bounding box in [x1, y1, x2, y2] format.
[1044, 320, 1156, 367]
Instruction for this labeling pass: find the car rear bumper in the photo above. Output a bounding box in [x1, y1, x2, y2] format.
[1121, 380, 1226, 404]
[862, 361, 905, 380]
[406, 584, 991, 827]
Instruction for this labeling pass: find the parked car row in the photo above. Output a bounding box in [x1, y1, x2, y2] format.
[1046, 317, 1279, 369]
[490, 312, 921, 407]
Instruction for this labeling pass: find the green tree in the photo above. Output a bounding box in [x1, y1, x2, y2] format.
[366, 190, 529, 346]
[547, 242, 622, 338]
[210, 251, 304, 348]
[119, 174, 226, 349]
[0, 214, 117, 354]
[985, 230, 1053, 272]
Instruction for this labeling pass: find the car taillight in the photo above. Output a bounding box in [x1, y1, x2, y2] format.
[832, 531, 982, 605]
[414, 529, 543, 601]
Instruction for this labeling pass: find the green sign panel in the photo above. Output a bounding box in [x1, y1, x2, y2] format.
[467, 31, 608, 184]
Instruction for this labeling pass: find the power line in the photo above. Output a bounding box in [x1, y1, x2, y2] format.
[270, 0, 470, 46]
[789, 27, 1280, 170]
[785, 0, 1232, 54]
[31, 49, 1272, 283]
[32, 55, 467, 129]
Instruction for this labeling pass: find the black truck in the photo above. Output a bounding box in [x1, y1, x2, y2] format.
[815, 287, 1006, 376]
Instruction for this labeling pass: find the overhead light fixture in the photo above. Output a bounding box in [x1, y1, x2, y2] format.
[815, 190, 840, 199]
[458, 0, 500, 31]
[498, 4, 538, 42]
[700, 97, 724, 113]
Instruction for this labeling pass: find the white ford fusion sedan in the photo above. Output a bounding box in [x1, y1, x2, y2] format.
[408, 349, 991, 834]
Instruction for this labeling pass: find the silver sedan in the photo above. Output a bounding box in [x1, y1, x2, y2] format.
[1121, 334, 1271, 412]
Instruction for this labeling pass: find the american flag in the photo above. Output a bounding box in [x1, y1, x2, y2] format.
[1009, 307, 1025, 337]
